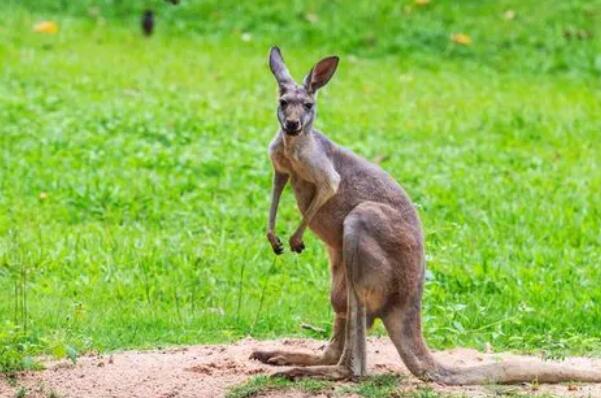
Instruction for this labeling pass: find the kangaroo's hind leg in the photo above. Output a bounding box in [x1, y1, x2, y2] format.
[272, 202, 392, 380]
[250, 314, 345, 366]
[251, 247, 346, 366]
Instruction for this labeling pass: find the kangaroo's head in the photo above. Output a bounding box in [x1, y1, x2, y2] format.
[268, 47, 339, 136]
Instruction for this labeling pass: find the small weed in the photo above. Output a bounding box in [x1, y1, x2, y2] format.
[0, 322, 43, 373]
[226, 375, 331, 398]
[226, 376, 279, 398]
[14, 387, 27, 398]
[340, 373, 403, 398]
[408, 386, 445, 398]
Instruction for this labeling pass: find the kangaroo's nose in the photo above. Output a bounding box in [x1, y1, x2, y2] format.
[285, 120, 300, 132]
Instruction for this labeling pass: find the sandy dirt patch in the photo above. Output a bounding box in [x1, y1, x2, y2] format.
[2, 337, 601, 398]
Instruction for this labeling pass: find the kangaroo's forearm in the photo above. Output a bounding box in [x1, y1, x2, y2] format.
[268, 171, 289, 232]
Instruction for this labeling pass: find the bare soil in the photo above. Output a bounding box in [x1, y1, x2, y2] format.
[2, 337, 601, 398]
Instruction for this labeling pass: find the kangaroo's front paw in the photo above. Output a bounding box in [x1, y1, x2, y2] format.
[266, 232, 284, 255]
[289, 235, 305, 253]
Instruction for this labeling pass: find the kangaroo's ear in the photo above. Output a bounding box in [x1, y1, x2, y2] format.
[269, 46, 294, 88]
[304, 56, 339, 94]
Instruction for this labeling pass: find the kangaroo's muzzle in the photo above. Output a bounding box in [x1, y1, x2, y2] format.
[284, 120, 301, 135]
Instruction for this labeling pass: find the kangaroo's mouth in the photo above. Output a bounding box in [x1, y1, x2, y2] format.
[284, 127, 302, 136]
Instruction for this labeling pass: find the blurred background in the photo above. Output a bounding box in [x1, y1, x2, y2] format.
[5, 0, 601, 72]
[1, 0, 600, 372]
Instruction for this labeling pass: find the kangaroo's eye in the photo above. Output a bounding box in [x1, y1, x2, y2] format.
[279, 99, 288, 107]
[304, 102, 314, 110]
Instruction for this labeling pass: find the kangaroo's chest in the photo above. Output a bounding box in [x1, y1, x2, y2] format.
[269, 134, 347, 248]
[271, 141, 320, 213]
[278, 154, 316, 213]
[289, 174, 316, 213]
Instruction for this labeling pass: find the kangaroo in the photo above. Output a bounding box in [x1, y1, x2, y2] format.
[250, 47, 601, 385]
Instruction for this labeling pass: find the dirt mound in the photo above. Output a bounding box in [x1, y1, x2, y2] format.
[2, 337, 601, 397]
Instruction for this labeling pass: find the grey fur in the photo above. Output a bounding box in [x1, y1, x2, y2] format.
[251, 47, 601, 385]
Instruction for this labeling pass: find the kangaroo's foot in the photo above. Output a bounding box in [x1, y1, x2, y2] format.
[250, 314, 345, 367]
[272, 365, 352, 381]
[250, 349, 338, 366]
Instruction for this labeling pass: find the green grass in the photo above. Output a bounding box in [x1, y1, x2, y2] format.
[226, 376, 331, 398]
[339, 374, 406, 398]
[1, 0, 601, 372]
[226, 374, 427, 398]
[226, 374, 560, 397]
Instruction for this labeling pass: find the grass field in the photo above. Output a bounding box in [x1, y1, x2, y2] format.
[1, 0, 601, 375]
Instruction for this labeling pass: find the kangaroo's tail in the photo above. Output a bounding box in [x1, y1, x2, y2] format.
[438, 358, 601, 385]
[382, 305, 601, 385]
